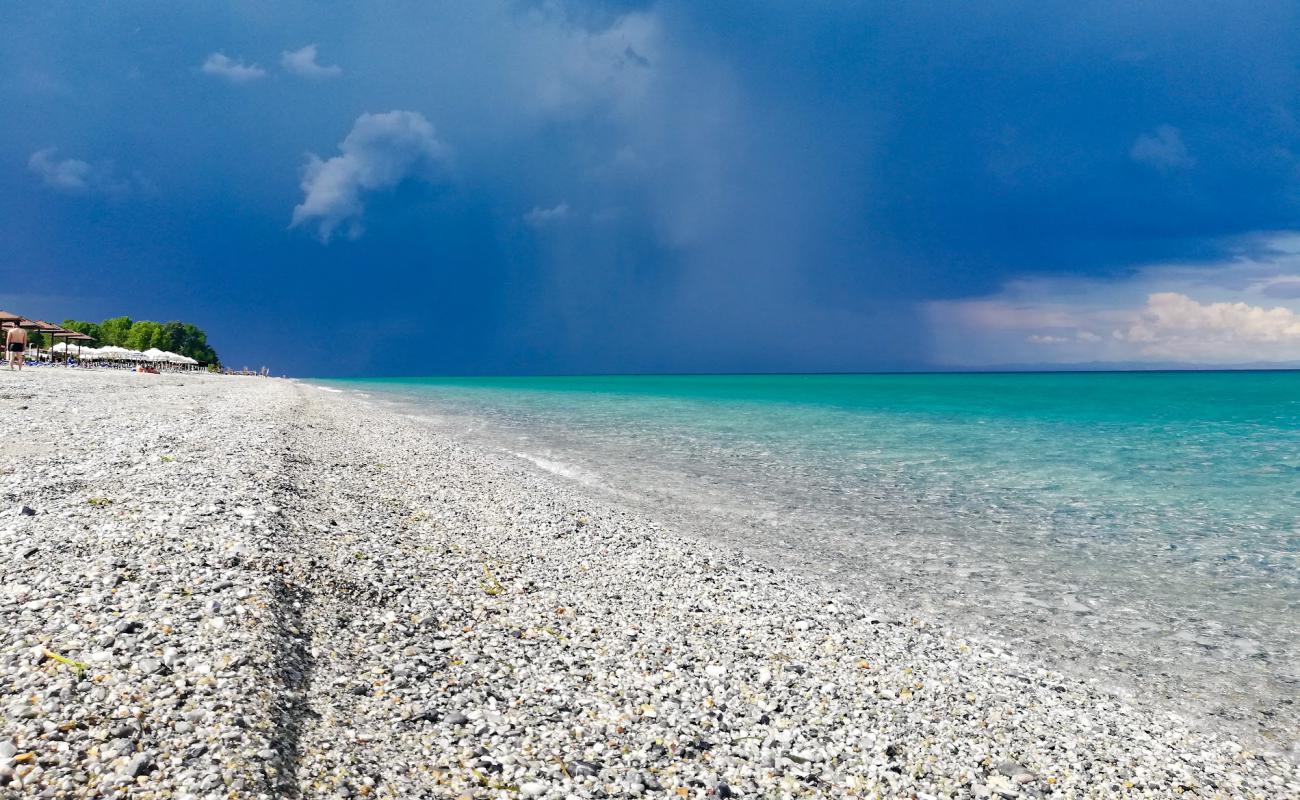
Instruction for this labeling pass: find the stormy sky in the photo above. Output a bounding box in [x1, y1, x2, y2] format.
[4, 1, 1300, 374]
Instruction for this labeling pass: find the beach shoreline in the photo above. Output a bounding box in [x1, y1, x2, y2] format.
[2, 369, 1297, 798]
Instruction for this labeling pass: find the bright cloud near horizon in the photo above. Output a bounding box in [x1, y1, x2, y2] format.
[928, 234, 1300, 365]
[5, 3, 1300, 375]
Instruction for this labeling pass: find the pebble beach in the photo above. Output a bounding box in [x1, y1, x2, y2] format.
[2, 370, 1297, 799]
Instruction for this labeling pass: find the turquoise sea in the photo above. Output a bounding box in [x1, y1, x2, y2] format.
[322, 372, 1300, 752]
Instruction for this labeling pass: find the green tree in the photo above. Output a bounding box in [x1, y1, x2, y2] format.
[98, 316, 133, 347]
[125, 320, 163, 351]
[61, 320, 103, 342]
[175, 323, 217, 364]
[67, 315, 219, 365]
[156, 321, 185, 352]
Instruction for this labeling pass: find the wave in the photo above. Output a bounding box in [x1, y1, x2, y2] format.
[512, 451, 603, 488]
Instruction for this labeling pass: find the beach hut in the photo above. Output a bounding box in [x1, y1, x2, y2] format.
[0, 313, 100, 363]
[24, 320, 65, 361]
[2, 315, 45, 336]
[42, 328, 93, 363]
[50, 335, 95, 363]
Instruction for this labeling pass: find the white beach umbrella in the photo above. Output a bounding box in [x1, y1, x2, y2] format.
[142, 348, 169, 362]
[125, 350, 147, 362]
[97, 346, 130, 360]
[52, 342, 75, 352]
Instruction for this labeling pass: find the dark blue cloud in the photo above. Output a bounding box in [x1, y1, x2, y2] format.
[2, 1, 1299, 374]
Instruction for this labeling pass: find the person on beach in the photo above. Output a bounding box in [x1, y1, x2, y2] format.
[5, 325, 28, 371]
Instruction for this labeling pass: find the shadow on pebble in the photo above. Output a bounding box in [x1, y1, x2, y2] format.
[265, 577, 315, 798]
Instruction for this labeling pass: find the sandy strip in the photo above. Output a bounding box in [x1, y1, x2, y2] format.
[1, 369, 1296, 798]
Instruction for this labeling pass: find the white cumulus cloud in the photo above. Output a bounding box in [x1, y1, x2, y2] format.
[201, 52, 266, 83]
[28, 147, 131, 195]
[926, 233, 1300, 365]
[281, 44, 342, 78]
[1118, 292, 1300, 358]
[291, 110, 449, 242]
[525, 11, 658, 118]
[524, 202, 570, 227]
[1130, 124, 1193, 170]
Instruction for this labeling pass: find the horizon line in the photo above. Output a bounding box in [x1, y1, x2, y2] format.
[308, 365, 1300, 380]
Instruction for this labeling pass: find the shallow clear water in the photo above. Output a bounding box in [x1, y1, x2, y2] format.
[322, 372, 1300, 753]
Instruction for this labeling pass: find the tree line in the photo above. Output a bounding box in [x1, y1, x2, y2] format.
[51, 317, 220, 365]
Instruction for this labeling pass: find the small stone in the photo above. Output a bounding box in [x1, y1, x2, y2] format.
[520, 781, 547, 797]
[569, 760, 600, 777]
[444, 711, 468, 726]
[996, 761, 1036, 784]
[138, 659, 162, 675]
[18, 506, 35, 516]
[110, 724, 135, 740]
[985, 775, 1019, 799]
[121, 753, 151, 778]
[432, 639, 453, 651]
[407, 708, 439, 723]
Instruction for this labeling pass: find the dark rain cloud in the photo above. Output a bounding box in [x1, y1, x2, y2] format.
[1, 1, 1299, 374]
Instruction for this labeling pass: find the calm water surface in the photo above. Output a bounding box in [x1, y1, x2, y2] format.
[321, 372, 1300, 753]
